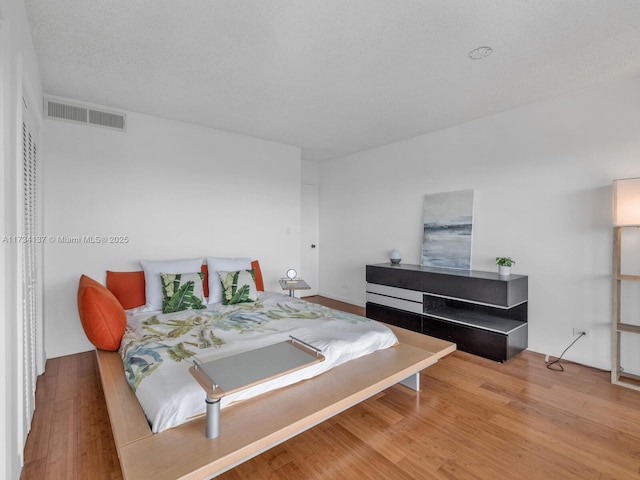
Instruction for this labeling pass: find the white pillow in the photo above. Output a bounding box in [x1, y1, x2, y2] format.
[206, 257, 252, 304]
[140, 258, 204, 311]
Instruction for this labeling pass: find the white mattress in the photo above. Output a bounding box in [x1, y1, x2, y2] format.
[120, 292, 398, 433]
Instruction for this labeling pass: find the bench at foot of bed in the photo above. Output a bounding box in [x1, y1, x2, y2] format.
[97, 324, 455, 480]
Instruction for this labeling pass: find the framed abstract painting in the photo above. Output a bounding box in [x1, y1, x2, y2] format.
[421, 189, 474, 269]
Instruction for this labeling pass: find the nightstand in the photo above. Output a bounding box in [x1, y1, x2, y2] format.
[279, 278, 311, 297]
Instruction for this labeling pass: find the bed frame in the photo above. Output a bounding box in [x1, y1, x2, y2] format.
[96, 323, 455, 479]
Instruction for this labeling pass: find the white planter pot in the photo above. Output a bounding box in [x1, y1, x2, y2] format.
[498, 265, 511, 276]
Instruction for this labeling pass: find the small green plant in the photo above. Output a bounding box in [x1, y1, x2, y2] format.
[495, 257, 515, 267]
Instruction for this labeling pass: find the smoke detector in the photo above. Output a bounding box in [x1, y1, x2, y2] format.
[468, 46, 493, 60]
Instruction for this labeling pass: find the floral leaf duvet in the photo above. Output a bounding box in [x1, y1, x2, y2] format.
[120, 292, 398, 432]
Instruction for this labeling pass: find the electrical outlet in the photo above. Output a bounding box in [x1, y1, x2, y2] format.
[573, 328, 590, 338]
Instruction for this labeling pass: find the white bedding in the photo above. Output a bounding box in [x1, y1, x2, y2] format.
[120, 292, 398, 433]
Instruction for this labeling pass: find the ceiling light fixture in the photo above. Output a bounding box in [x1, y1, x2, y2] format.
[468, 46, 493, 60]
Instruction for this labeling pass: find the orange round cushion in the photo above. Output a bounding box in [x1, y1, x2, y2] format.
[77, 274, 127, 351]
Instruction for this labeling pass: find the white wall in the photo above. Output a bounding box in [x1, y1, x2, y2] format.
[43, 110, 301, 358]
[1, 0, 43, 477]
[319, 74, 640, 371]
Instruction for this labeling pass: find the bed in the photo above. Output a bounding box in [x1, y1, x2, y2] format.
[121, 291, 401, 434]
[80, 258, 455, 479]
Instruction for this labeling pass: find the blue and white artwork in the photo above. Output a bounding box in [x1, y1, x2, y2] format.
[421, 189, 474, 269]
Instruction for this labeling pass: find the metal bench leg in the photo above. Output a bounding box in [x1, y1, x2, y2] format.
[399, 372, 420, 391]
[206, 396, 221, 439]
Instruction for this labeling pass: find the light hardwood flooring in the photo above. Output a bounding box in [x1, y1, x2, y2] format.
[22, 297, 640, 479]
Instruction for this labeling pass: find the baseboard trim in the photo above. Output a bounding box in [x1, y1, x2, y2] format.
[315, 291, 365, 308]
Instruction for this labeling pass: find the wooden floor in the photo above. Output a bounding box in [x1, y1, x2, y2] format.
[22, 297, 640, 480]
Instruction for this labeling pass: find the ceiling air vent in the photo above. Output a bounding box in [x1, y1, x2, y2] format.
[44, 96, 126, 131]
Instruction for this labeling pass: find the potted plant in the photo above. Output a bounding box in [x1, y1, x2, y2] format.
[496, 257, 515, 276]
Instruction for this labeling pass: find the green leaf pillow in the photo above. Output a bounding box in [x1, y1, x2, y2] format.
[218, 269, 258, 305]
[160, 272, 206, 313]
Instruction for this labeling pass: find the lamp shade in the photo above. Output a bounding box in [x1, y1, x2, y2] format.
[613, 178, 640, 226]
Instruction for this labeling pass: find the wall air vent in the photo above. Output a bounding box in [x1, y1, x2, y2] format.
[46, 101, 87, 123]
[44, 96, 126, 131]
[88, 109, 125, 130]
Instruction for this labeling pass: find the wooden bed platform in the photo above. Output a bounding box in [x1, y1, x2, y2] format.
[96, 324, 455, 479]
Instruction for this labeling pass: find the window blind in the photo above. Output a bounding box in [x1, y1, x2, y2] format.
[21, 117, 38, 432]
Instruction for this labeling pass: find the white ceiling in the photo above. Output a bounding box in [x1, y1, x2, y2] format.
[24, 1, 640, 161]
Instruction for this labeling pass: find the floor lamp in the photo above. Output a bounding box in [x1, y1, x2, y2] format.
[612, 177, 640, 391]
